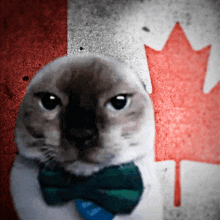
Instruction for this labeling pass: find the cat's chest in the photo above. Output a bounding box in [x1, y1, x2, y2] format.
[12, 155, 150, 220]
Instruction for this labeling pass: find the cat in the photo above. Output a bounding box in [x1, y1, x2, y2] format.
[10, 54, 163, 220]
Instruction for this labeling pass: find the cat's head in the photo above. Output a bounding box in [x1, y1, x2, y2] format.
[15, 55, 155, 175]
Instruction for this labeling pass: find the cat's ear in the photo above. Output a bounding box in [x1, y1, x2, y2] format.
[139, 79, 152, 94]
[134, 71, 151, 94]
[141, 80, 147, 91]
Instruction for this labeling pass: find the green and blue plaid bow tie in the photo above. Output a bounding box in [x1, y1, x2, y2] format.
[38, 162, 143, 219]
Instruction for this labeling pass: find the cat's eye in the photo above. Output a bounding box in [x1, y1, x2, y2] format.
[106, 94, 130, 111]
[39, 93, 61, 110]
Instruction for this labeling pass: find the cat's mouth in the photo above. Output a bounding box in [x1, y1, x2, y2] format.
[61, 156, 101, 166]
[40, 140, 118, 172]
[42, 150, 108, 169]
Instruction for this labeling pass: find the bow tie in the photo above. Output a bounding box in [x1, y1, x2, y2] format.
[38, 162, 143, 219]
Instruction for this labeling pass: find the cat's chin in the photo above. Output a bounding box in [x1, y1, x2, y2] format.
[64, 160, 106, 176]
[63, 153, 147, 176]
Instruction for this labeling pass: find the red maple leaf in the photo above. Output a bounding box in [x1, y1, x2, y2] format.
[145, 23, 220, 206]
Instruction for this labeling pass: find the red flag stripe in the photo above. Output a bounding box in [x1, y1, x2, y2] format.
[0, 1, 67, 219]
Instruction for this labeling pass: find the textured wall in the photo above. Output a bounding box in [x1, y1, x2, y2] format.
[68, 1, 220, 219]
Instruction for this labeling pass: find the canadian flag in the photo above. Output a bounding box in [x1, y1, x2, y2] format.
[0, 1, 219, 219]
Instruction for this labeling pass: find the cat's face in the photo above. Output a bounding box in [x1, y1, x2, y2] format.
[15, 55, 155, 175]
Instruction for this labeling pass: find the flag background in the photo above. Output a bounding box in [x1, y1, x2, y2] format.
[1, 0, 219, 219]
[0, 1, 67, 219]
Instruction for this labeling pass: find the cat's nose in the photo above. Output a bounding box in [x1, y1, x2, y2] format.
[69, 128, 95, 140]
